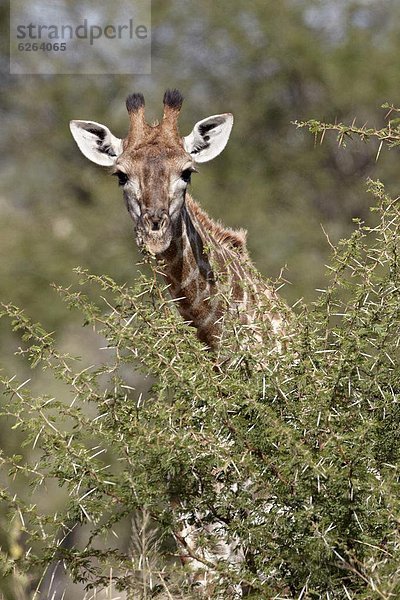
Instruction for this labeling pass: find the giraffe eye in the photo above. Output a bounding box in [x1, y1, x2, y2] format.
[113, 170, 129, 186]
[181, 169, 192, 184]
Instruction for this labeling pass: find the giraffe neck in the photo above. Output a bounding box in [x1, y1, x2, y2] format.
[157, 195, 281, 349]
[158, 199, 222, 347]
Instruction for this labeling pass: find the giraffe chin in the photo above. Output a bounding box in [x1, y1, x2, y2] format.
[138, 231, 172, 256]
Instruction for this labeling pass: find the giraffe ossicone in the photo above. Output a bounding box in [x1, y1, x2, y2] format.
[70, 89, 287, 352]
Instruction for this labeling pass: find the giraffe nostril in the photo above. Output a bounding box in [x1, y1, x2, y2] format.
[143, 212, 168, 232]
[151, 215, 169, 231]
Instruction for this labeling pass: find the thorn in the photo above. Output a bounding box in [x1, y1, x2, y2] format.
[376, 140, 383, 162]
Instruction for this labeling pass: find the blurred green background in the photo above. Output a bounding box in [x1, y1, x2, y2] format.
[1, 0, 400, 597]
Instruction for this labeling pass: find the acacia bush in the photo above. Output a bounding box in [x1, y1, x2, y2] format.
[0, 118, 399, 599]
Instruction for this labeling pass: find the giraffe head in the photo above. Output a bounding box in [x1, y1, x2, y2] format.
[70, 89, 233, 255]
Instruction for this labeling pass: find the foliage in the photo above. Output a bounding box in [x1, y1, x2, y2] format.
[294, 103, 400, 158]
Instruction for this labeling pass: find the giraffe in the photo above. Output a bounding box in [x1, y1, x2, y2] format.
[70, 89, 286, 354]
[70, 89, 289, 594]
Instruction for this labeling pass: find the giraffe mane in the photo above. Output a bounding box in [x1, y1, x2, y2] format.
[186, 195, 248, 255]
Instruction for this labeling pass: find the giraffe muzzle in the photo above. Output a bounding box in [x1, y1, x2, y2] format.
[138, 211, 172, 255]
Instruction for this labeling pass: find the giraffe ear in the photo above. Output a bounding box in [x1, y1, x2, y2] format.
[69, 120, 123, 166]
[183, 113, 233, 163]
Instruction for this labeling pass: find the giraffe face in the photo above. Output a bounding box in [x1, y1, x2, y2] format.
[69, 89, 234, 255]
[114, 147, 196, 255]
